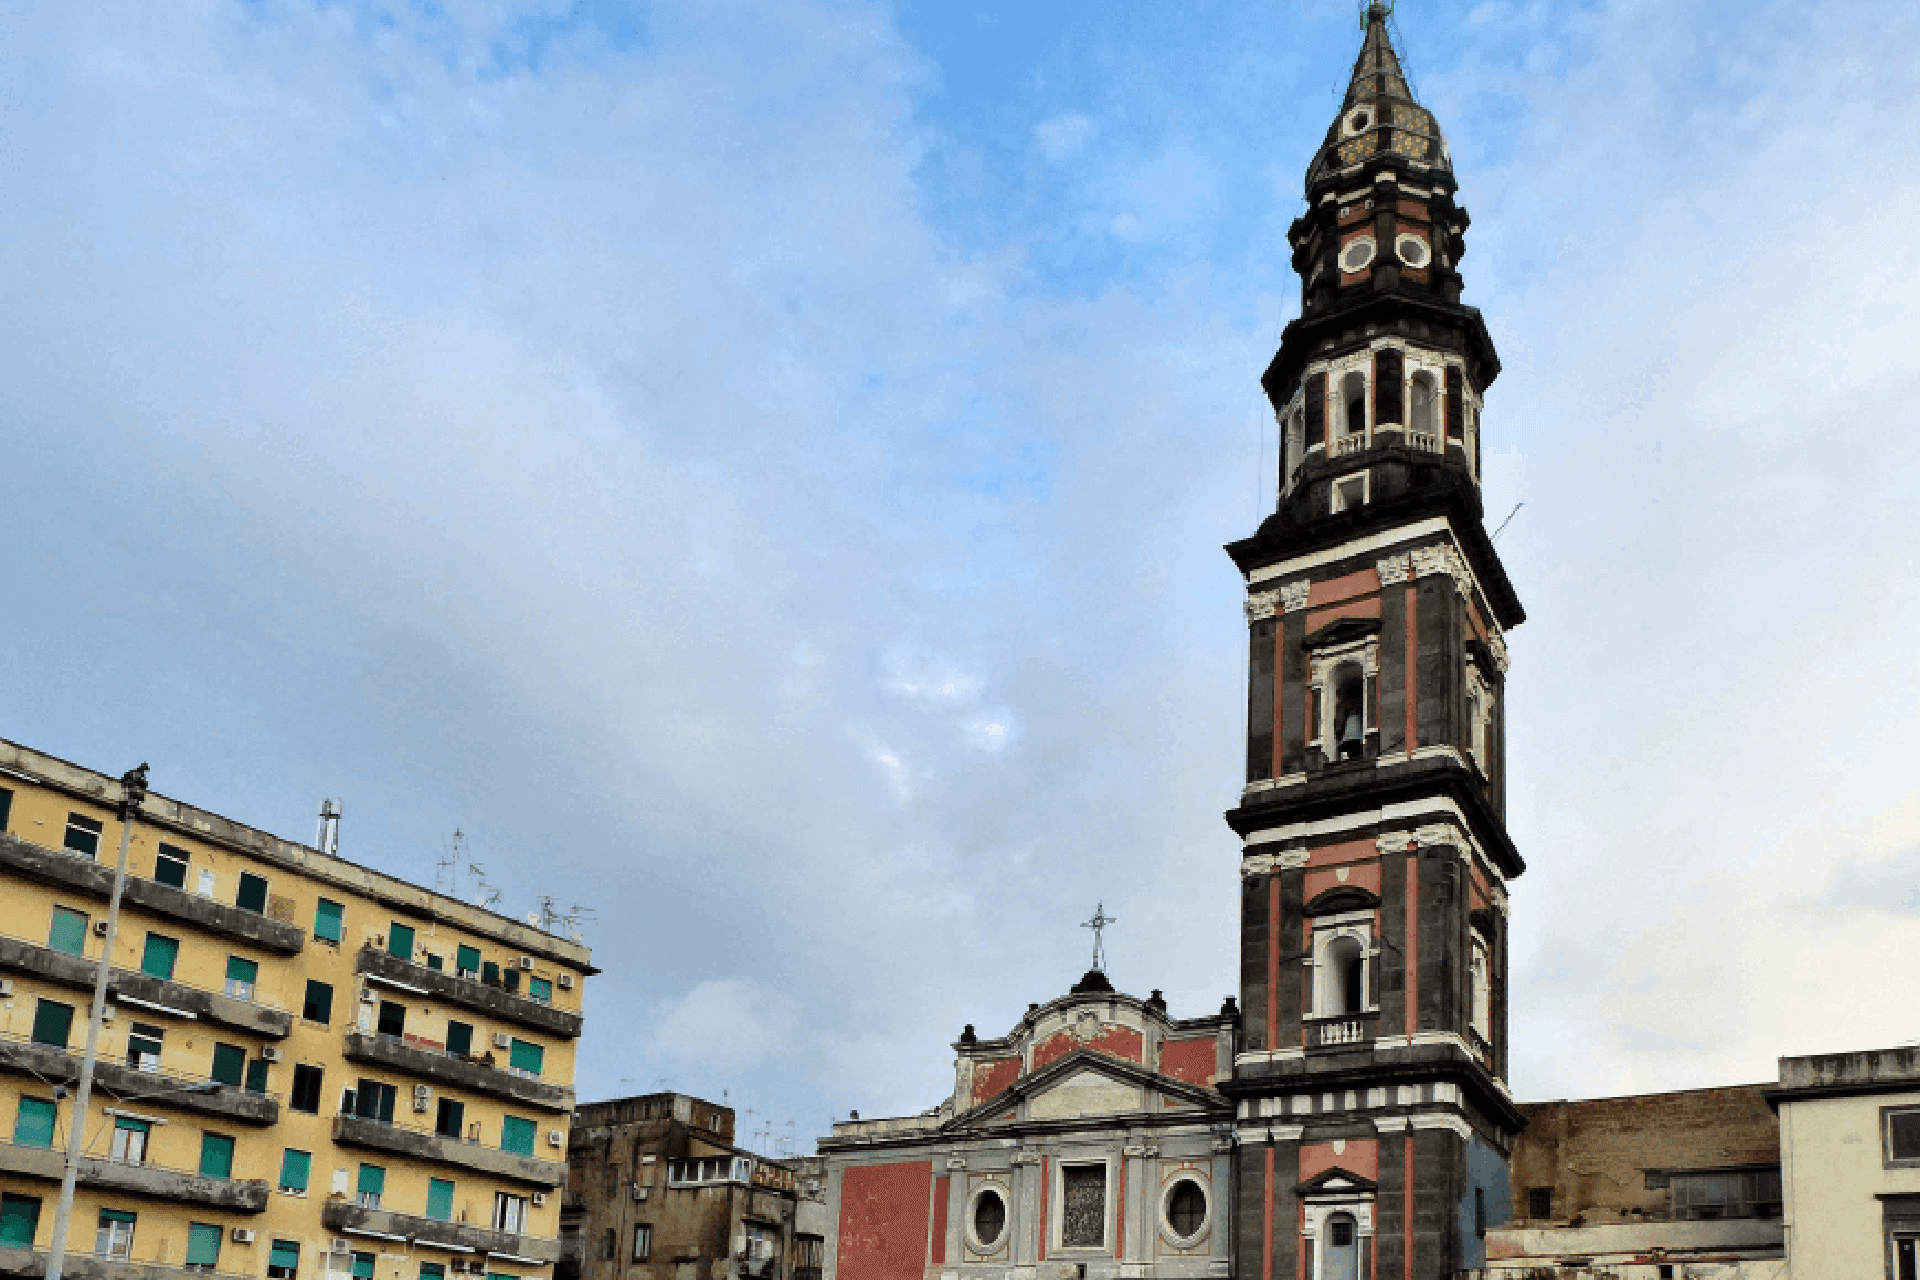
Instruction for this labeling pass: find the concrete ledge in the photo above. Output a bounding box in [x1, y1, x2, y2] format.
[343, 1032, 572, 1114]
[320, 1200, 560, 1262]
[0, 1142, 269, 1212]
[0, 936, 293, 1039]
[0, 834, 305, 955]
[1484, 1217, 1785, 1263]
[331, 1114, 566, 1187]
[0, 1247, 252, 1280]
[0, 1039, 279, 1126]
[356, 948, 581, 1040]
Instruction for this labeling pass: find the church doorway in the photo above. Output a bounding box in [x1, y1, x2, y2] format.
[1321, 1212, 1360, 1280]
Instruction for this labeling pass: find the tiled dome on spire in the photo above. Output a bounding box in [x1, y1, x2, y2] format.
[1304, 2, 1451, 193]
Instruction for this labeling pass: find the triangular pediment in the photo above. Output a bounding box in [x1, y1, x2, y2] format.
[945, 1049, 1227, 1132]
[1296, 1166, 1379, 1197]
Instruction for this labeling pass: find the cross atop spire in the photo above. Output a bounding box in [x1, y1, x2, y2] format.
[1081, 902, 1117, 972]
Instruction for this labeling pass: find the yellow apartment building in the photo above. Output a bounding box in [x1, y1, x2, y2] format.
[0, 737, 596, 1280]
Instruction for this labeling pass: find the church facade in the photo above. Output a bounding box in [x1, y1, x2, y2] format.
[815, 7, 1526, 1278]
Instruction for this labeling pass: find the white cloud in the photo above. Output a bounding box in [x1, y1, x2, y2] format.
[1035, 112, 1096, 161]
[654, 979, 803, 1073]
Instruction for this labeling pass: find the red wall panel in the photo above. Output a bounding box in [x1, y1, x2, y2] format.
[838, 1162, 933, 1280]
[1158, 1036, 1218, 1087]
[970, 1057, 1022, 1107]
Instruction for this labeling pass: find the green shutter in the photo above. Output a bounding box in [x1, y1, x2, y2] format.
[141, 934, 179, 980]
[186, 1223, 222, 1267]
[210, 1043, 246, 1086]
[279, 1148, 310, 1192]
[426, 1178, 455, 1221]
[226, 956, 258, 985]
[445, 1022, 473, 1057]
[236, 873, 268, 913]
[47, 909, 87, 956]
[419, 1266, 445, 1280]
[304, 980, 334, 1024]
[199, 1133, 235, 1178]
[529, 977, 553, 1002]
[315, 899, 343, 942]
[357, 1164, 386, 1196]
[0, 788, 12, 833]
[245, 1058, 270, 1095]
[30, 1001, 73, 1048]
[352, 1254, 375, 1280]
[508, 1039, 544, 1077]
[0, 1193, 40, 1247]
[456, 945, 481, 974]
[387, 923, 415, 959]
[13, 1098, 56, 1149]
[154, 848, 189, 889]
[500, 1115, 536, 1157]
[269, 1241, 300, 1271]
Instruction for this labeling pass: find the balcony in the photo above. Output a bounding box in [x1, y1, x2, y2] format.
[0, 934, 293, 1040]
[331, 1113, 567, 1188]
[321, 1200, 561, 1263]
[355, 947, 582, 1039]
[1305, 1012, 1379, 1049]
[0, 1246, 254, 1280]
[0, 1031, 279, 1126]
[0, 833, 305, 955]
[343, 1031, 572, 1113]
[0, 1137, 269, 1212]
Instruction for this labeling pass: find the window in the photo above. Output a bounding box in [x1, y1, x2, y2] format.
[1311, 925, 1373, 1021]
[482, 961, 501, 986]
[1323, 1212, 1358, 1279]
[1470, 935, 1493, 1039]
[65, 814, 103, 858]
[388, 922, 415, 960]
[632, 1225, 652, 1263]
[267, 1239, 301, 1279]
[1668, 1167, 1781, 1220]
[501, 1115, 537, 1157]
[529, 977, 554, 1003]
[0, 1193, 41, 1248]
[1338, 237, 1375, 273]
[602, 1229, 616, 1261]
[376, 1000, 406, 1038]
[225, 955, 258, 999]
[1475, 1186, 1487, 1238]
[13, 1097, 57, 1149]
[303, 980, 333, 1025]
[95, 1209, 136, 1260]
[154, 845, 190, 889]
[1526, 1186, 1553, 1220]
[0, 787, 11, 833]
[1060, 1164, 1105, 1248]
[435, 1097, 465, 1139]
[354, 1078, 397, 1123]
[445, 1021, 474, 1057]
[126, 1023, 164, 1072]
[352, 1254, 376, 1280]
[279, 1148, 311, 1194]
[47, 906, 88, 956]
[246, 1057, 270, 1095]
[666, 1157, 751, 1185]
[456, 945, 481, 979]
[1900, 1238, 1917, 1280]
[1331, 662, 1365, 759]
[185, 1222, 222, 1271]
[1340, 371, 1367, 435]
[424, 952, 443, 971]
[508, 1039, 544, 1078]
[289, 1064, 323, 1114]
[493, 1192, 529, 1234]
[31, 999, 74, 1048]
[1409, 371, 1436, 435]
[356, 1164, 386, 1209]
[314, 899, 343, 943]
[199, 1132, 235, 1179]
[210, 1042, 246, 1087]
[502, 967, 520, 993]
[419, 1266, 446, 1280]
[110, 1116, 150, 1164]
[1331, 472, 1368, 513]
[1888, 1107, 1920, 1165]
[1395, 233, 1430, 268]
[426, 1178, 455, 1221]
[742, 1221, 778, 1279]
[1166, 1179, 1206, 1240]
[235, 872, 268, 914]
[141, 932, 179, 980]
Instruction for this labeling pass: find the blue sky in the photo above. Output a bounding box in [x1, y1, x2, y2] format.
[4, 0, 1920, 1149]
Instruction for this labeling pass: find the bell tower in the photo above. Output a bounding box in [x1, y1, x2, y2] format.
[1224, 6, 1526, 1278]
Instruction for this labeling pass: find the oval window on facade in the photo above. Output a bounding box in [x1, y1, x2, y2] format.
[1164, 1178, 1208, 1243]
[1339, 238, 1376, 273]
[1396, 234, 1430, 267]
[970, 1188, 1007, 1251]
[1343, 107, 1373, 136]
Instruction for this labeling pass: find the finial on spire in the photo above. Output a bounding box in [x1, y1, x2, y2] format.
[1363, 0, 1395, 28]
[1081, 902, 1117, 972]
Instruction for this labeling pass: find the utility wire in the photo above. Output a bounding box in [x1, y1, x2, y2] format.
[1491, 502, 1524, 542]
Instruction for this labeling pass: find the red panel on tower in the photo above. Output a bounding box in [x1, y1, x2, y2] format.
[837, 1162, 933, 1280]
[1158, 1036, 1218, 1087]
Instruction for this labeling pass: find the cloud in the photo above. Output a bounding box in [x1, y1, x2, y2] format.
[654, 979, 803, 1073]
[1035, 112, 1096, 161]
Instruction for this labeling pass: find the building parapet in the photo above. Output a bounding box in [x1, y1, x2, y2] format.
[0, 932, 294, 1039]
[0, 1033, 279, 1125]
[1772, 1045, 1920, 1098]
[331, 1113, 567, 1187]
[0, 1246, 254, 1280]
[355, 947, 581, 1040]
[0, 1137, 271, 1212]
[319, 1200, 561, 1263]
[0, 833, 306, 955]
[342, 1031, 573, 1113]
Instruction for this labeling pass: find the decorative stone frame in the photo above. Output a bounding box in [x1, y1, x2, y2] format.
[1158, 1171, 1213, 1250]
[1049, 1156, 1115, 1254]
[1307, 638, 1379, 762]
[1882, 1105, 1920, 1169]
[1338, 237, 1376, 274]
[1307, 910, 1377, 1020]
[1300, 1198, 1374, 1280]
[1464, 661, 1492, 771]
[964, 1179, 1013, 1256]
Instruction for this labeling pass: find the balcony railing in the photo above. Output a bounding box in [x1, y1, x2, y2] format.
[1305, 1012, 1379, 1048]
[331, 1112, 567, 1188]
[343, 1030, 572, 1113]
[321, 1200, 561, 1263]
[0, 1134, 270, 1211]
[0, 931, 293, 1039]
[355, 946, 581, 1039]
[1407, 430, 1441, 453]
[1334, 434, 1367, 456]
[0, 1028, 279, 1125]
[0, 1244, 256, 1280]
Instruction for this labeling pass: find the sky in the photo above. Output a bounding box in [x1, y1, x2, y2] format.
[3, 0, 1919, 1153]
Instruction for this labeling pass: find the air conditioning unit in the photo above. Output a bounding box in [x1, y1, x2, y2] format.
[231, 1229, 256, 1244]
[372, 934, 385, 947]
[467, 1122, 482, 1142]
[547, 1129, 563, 1148]
[412, 1085, 432, 1112]
[260, 1046, 282, 1062]
[358, 987, 375, 1003]
[93, 921, 110, 936]
[517, 957, 535, 971]
[329, 1240, 352, 1257]
[632, 1186, 647, 1202]
[0, 979, 13, 997]
[557, 974, 574, 990]
[100, 1006, 114, 1023]
[531, 1192, 547, 1207]
[492, 1032, 512, 1050]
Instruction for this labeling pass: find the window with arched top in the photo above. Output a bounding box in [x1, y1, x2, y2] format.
[1328, 935, 1366, 1015]
[1470, 935, 1492, 1040]
[1323, 1212, 1361, 1280]
[1409, 372, 1436, 436]
[1331, 663, 1366, 760]
[1341, 371, 1367, 436]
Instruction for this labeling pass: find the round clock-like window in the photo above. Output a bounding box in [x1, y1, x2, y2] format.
[1396, 234, 1431, 267]
[1161, 1177, 1210, 1246]
[969, 1187, 1008, 1251]
[1339, 237, 1377, 272]
[1343, 107, 1373, 136]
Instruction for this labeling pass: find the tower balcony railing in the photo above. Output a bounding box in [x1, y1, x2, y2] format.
[1305, 1011, 1379, 1048]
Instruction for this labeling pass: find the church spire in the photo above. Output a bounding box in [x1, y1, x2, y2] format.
[1304, 3, 1452, 195]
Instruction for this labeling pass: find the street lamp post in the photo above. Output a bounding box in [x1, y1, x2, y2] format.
[45, 763, 148, 1280]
